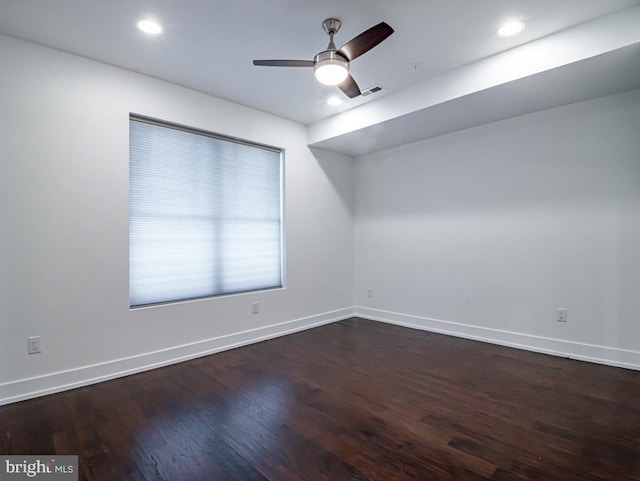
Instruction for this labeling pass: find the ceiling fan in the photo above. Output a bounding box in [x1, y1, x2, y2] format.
[253, 18, 394, 98]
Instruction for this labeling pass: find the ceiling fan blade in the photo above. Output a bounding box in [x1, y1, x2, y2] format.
[339, 22, 394, 61]
[338, 74, 361, 98]
[253, 60, 314, 67]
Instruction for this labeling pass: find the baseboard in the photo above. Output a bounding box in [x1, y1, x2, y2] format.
[0, 307, 354, 406]
[5, 305, 637, 406]
[355, 307, 640, 371]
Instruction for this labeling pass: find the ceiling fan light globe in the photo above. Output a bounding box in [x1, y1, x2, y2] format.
[314, 51, 349, 86]
[315, 64, 348, 85]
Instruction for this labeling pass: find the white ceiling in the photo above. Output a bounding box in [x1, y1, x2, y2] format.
[1, 0, 639, 126]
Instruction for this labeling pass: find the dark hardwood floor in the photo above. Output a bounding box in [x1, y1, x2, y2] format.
[1, 318, 639, 480]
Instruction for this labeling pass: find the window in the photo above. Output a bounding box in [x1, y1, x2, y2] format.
[129, 116, 283, 307]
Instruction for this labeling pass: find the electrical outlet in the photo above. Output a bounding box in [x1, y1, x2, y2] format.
[28, 336, 41, 354]
[252, 301, 259, 315]
[367, 287, 373, 298]
[557, 308, 567, 323]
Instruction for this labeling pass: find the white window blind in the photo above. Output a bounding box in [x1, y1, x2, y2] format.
[129, 116, 283, 307]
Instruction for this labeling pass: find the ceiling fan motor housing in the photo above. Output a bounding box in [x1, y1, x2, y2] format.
[314, 50, 349, 85]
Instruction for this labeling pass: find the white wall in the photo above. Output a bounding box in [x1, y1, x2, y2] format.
[354, 89, 640, 369]
[0, 34, 354, 404]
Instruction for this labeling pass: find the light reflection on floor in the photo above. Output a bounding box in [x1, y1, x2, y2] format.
[132, 373, 291, 478]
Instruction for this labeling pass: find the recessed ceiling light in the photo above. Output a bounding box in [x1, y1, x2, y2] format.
[137, 19, 162, 35]
[497, 20, 525, 37]
[326, 96, 342, 106]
